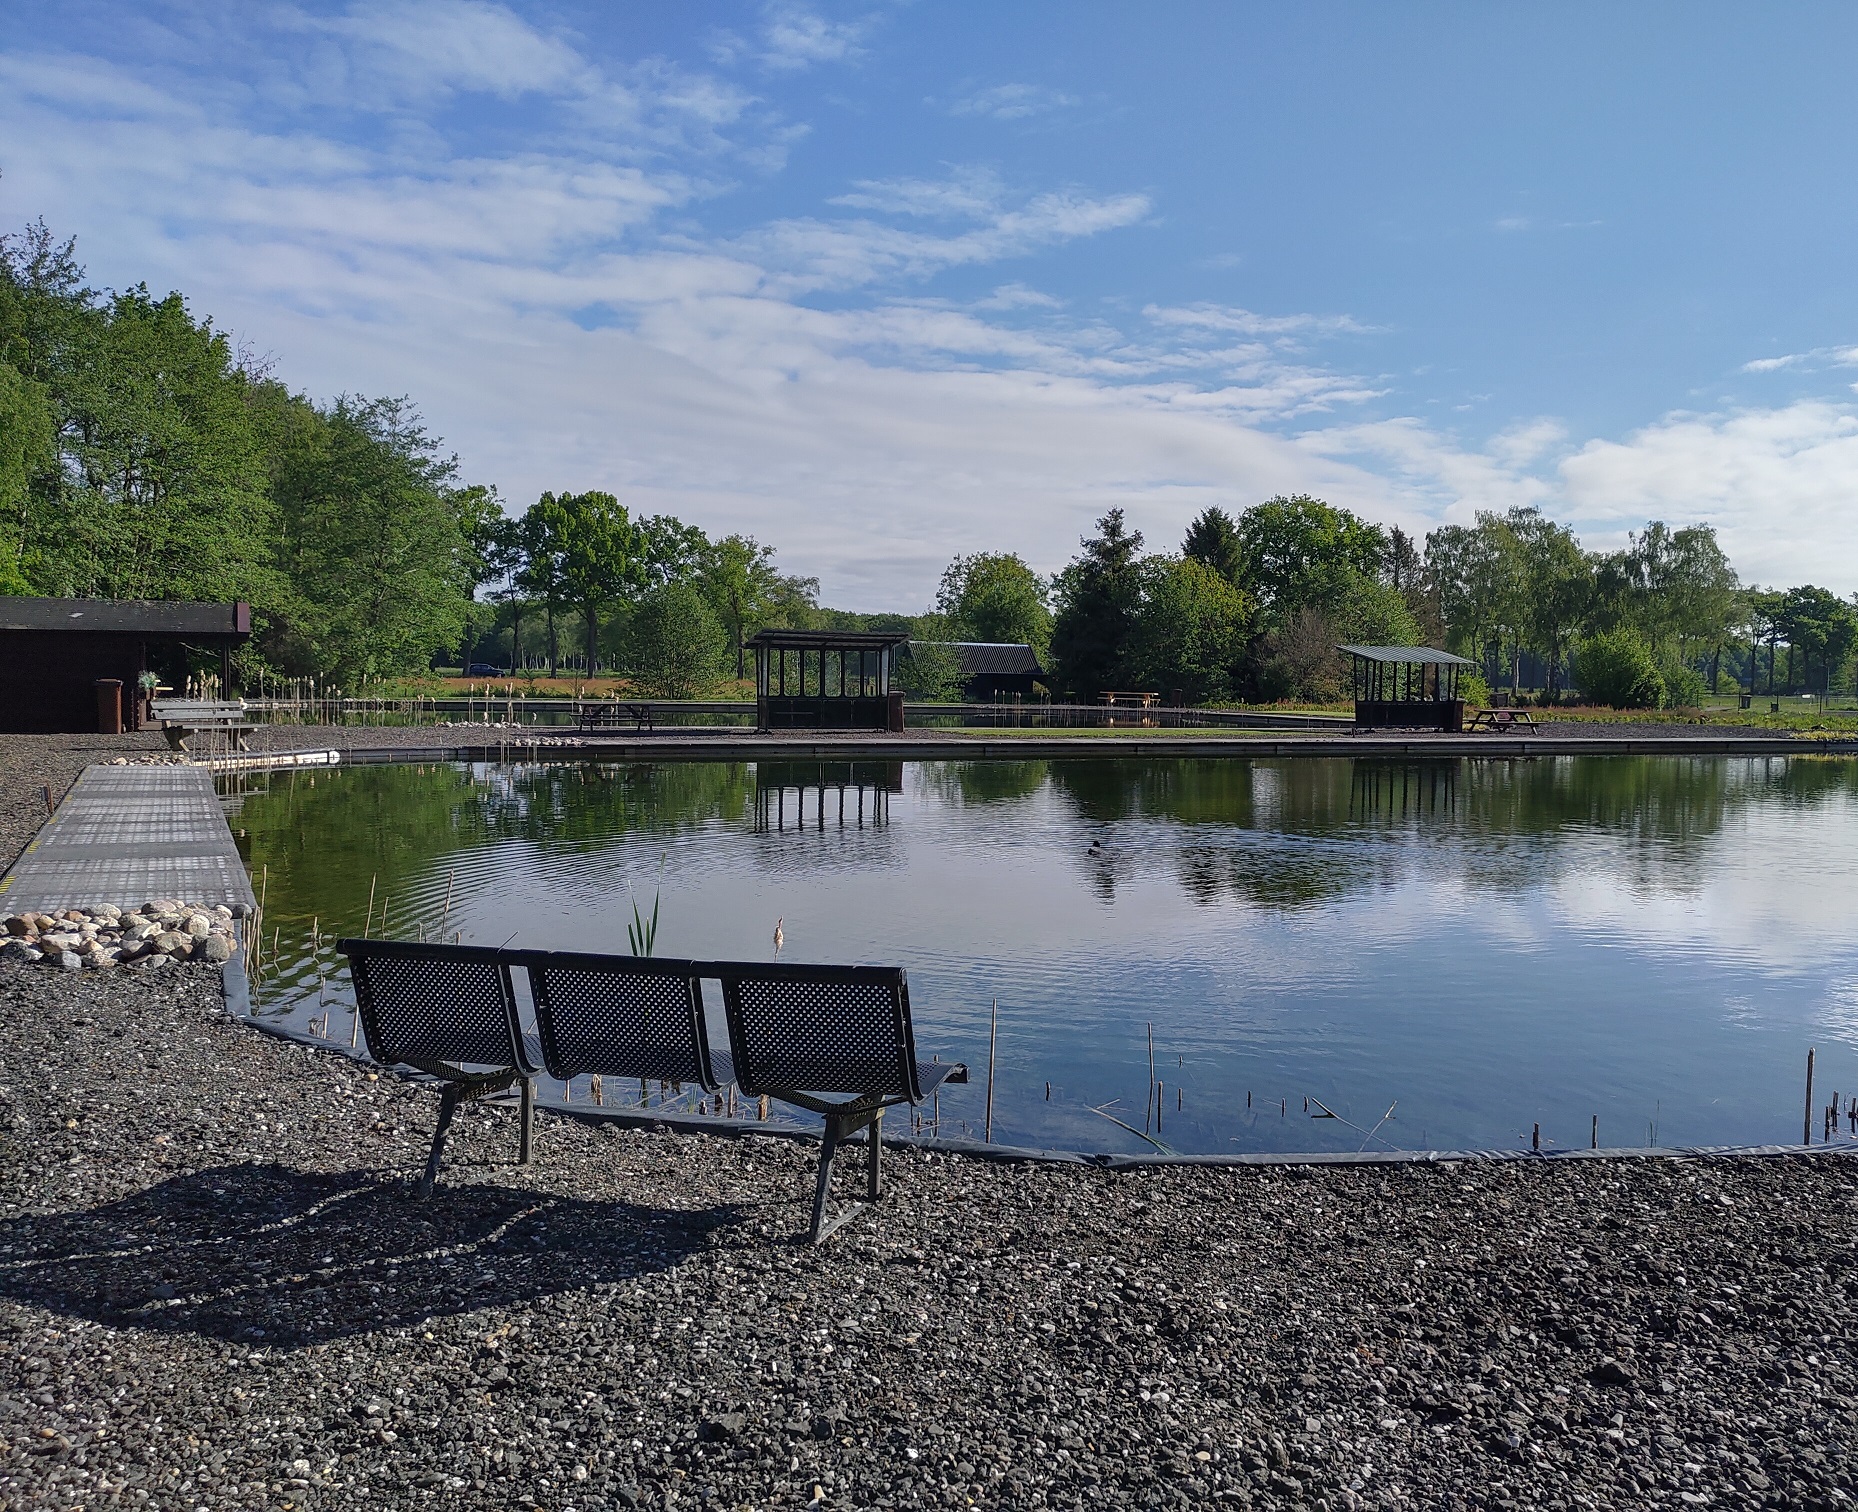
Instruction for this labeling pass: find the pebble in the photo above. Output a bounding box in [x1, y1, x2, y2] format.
[2, 955, 1857, 1511]
[0, 903, 236, 970]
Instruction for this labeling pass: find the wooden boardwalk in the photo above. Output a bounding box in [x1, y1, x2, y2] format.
[0, 765, 256, 915]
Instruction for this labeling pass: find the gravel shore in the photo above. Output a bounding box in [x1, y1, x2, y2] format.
[3, 964, 1857, 1511]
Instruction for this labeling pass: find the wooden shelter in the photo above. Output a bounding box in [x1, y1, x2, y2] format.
[0, 597, 251, 733]
[748, 629, 908, 732]
[1341, 644, 1474, 731]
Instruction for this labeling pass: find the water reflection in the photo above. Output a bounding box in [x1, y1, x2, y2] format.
[233, 753, 1858, 1156]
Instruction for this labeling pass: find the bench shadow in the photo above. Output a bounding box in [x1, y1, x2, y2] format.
[0, 1162, 739, 1346]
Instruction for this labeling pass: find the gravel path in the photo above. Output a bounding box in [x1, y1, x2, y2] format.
[2, 965, 1856, 1511]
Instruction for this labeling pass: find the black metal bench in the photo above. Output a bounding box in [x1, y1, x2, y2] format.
[508, 948, 730, 1095]
[336, 939, 540, 1197]
[712, 961, 967, 1243]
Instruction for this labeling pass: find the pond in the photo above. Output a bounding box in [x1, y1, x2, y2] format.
[235, 754, 1858, 1157]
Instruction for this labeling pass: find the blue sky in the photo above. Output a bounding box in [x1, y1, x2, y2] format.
[4, 2, 1857, 605]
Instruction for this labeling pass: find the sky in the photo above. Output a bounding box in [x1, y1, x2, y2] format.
[3, 1, 1857, 608]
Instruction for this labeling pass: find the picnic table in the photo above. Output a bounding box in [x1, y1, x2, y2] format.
[151, 699, 255, 751]
[577, 701, 656, 733]
[1467, 707, 1540, 733]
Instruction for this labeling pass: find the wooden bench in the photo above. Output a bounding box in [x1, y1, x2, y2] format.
[152, 698, 256, 751]
[1468, 707, 1540, 733]
[577, 701, 656, 733]
[334, 942, 965, 1242]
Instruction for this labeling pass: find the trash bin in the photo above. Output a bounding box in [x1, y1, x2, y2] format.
[886, 691, 906, 733]
[1738, 693, 1752, 710]
[94, 678, 124, 735]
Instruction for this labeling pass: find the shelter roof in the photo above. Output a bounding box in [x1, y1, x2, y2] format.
[0, 597, 251, 638]
[1338, 644, 1474, 666]
[912, 640, 1043, 677]
[747, 628, 910, 651]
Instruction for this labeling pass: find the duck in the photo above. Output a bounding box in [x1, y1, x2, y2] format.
[1087, 838, 1105, 858]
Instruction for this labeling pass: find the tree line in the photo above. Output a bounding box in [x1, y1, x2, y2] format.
[5, 219, 1852, 707]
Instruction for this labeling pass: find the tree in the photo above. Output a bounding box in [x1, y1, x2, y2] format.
[1778, 585, 1856, 698]
[1235, 494, 1387, 625]
[0, 358, 54, 591]
[268, 397, 472, 679]
[621, 580, 725, 698]
[935, 552, 1052, 660]
[1182, 507, 1244, 585]
[1049, 508, 1144, 698]
[1508, 509, 1590, 696]
[1123, 556, 1253, 704]
[525, 491, 650, 676]
[700, 534, 782, 679]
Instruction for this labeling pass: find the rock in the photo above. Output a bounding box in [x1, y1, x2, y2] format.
[55, 950, 82, 971]
[185, 915, 212, 938]
[153, 932, 188, 955]
[1593, 1357, 1639, 1386]
[196, 934, 233, 964]
[5, 915, 33, 936]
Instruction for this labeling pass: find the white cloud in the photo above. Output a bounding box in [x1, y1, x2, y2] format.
[1741, 345, 1858, 375]
[318, 0, 593, 99]
[1144, 302, 1370, 340]
[1559, 401, 1858, 585]
[947, 83, 1077, 121]
[713, 3, 872, 73]
[9, 22, 1858, 603]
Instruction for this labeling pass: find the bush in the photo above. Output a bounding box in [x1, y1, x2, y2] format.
[1457, 667, 1491, 708]
[1573, 628, 1665, 709]
[1659, 658, 1708, 710]
[620, 582, 725, 699]
[895, 640, 965, 700]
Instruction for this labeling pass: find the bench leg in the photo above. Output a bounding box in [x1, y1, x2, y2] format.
[419, 1086, 464, 1199]
[867, 1108, 883, 1200]
[518, 1077, 534, 1164]
[164, 727, 187, 752]
[809, 1109, 883, 1244]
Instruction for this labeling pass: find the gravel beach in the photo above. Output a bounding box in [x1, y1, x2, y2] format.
[3, 963, 1857, 1512]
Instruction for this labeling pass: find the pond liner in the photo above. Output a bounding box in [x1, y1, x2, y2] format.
[219, 940, 1858, 1172]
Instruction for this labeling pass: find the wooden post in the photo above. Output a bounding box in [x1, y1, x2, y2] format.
[984, 998, 998, 1142]
[1806, 1048, 1816, 1145]
[1591, 1115, 1597, 1150]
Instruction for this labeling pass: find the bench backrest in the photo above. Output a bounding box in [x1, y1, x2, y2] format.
[509, 950, 721, 1090]
[713, 961, 920, 1101]
[336, 939, 529, 1072]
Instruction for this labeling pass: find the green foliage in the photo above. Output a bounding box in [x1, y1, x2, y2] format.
[1123, 556, 1253, 703]
[620, 579, 725, 698]
[1049, 507, 1145, 697]
[0, 358, 54, 591]
[895, 635, 966, 699]
[268, 397, 472, 679]
[700, 534, 782, 678]
[1237, 494, 1387, 624]
[1574, 627, 1665, 709]
[1457, 666, 1491, 708]
[1658, 657, 1708, 710]
[1181, 506, 1244, 585]
[935, 552, 1052, 661]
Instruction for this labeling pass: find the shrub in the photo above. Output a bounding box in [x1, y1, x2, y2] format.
[1659, 658, 1708, 709]
[1457, 666, 1491, 708]
[1573, 628, 1665, 709]
[620, 581, 725, 699]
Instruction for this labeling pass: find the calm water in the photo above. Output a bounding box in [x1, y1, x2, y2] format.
[235, 754, 1858, 1156]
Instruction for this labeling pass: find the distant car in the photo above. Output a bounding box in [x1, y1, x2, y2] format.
[465, 663, 502, 676]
